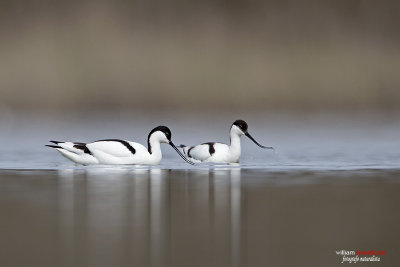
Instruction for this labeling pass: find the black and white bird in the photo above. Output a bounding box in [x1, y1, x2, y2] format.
[179, 120, 273, 163]
[46, 126, 194, 165]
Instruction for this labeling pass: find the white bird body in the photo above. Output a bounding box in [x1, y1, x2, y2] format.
[180, 120, 273, 163]
[53, 142, 99, 165]
[181, 133, 241, 163]
[47, 126, 194, 166]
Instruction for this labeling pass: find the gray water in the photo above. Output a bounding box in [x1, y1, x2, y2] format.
[0, 111, 399, 170]
[0, 112, 399, 266]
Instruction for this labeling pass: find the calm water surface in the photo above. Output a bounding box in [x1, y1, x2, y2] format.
[0, 112, 399, 266]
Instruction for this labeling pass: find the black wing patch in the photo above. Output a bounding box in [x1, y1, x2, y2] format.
[187, 147, 194, 158]
[202, 142, 216, 155]
[96, 139, 136, 155]
[73, 143, 92, 155]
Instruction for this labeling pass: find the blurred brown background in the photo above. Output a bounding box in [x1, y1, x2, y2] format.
[0, 0, 399, 112]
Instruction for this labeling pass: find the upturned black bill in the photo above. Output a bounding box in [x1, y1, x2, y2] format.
[245, 132, 274, 150]
[169, 141, 196, 165]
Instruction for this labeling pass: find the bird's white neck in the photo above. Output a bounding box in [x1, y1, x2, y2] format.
[148, 137, 163, 164]
[229, 131, 242, 156]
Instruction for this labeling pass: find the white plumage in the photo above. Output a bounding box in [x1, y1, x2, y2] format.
[180, 120, 273, 163]
[47, 126, 194, 166]
[51, 142, 99, 165]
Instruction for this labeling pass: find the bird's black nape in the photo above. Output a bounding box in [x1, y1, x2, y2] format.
[147, 126, 172, 154]
[232, 120, 248, 132]
[148, 126, 172, 140]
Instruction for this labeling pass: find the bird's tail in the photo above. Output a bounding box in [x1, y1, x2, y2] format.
[46, 141, 89, 155]
[50, 140, 63, 144]
[46, 144, 62, 149]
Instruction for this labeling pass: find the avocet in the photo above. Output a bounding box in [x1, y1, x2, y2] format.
[46, 126, 194, 165]
[180, 120, 273, 163]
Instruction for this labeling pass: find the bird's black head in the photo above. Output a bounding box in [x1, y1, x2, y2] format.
[232, 119, 274, 150]
[148, 126, 172, 141]
[233, 119, 248, 133]
[147, 125, 196, 165]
